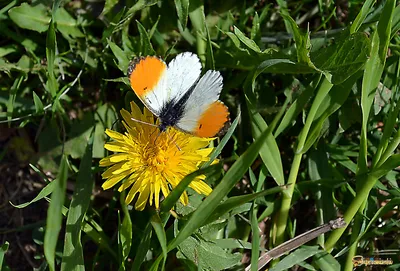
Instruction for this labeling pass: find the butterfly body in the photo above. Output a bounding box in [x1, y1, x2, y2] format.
[127, 52, 230, 137]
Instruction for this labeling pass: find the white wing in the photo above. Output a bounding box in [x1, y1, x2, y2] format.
[176, 70, 229, 137]
[165, 52, 202, 102]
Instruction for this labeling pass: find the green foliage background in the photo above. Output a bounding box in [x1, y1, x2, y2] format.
[1, 0, 399, 270]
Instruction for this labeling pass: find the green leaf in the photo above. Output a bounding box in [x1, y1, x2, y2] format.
[303, 72, 361, 152]
[174, 0, 189, 29]
[10, 177, 56, 208]
[356, 197, 400, 243]
[6, 76, 23, 122]
[233, 26, 261, 53]
[350, 0, 375, 34]
[119, 193, 132, 270]
[33, 91, 44, 114]
[204, 186, 285, 226]
[269, 246, 322, 271]
[150, 213, 167, 269]
[8, 3, 50, 32]
[358, 0, 396, 174]
[245, 59, 292, 185]
[313, 252, 341, 271]
[250, 202, 259, 271]
[102, 0, 119, 15]
[54, 8, 84, 39]
[108, 39, 129, 73]
[131, 223, 152, 271]
[312, 32, 370, 84]
[279, 13, 315, 69]
[61, 134, 94, 271]
[275, 76, 320, 137]
[44, 155, 68, 271]
[370, 154, 400, 180]
[177, 236, 242, 270]
[0, 241, 9, 270]
[136, 20, 155, 56]
[160, 164, 220, 213]
[46, 19, 58, 97]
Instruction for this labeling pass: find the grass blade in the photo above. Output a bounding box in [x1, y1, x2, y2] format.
[61, 133, 94, 271]
[357, 0, 396, 174]
[44, 155, 68, 271]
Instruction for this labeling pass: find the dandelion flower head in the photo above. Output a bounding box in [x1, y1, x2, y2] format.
[100, 101, 214, 211]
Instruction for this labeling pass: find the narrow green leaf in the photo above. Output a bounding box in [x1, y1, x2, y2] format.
[61, 134, 94, 271]
[167, 120, 278, 252]
[119, 193, 132, 269]
[250, 12, 260, 40]
[350, 0, 375, 34]
[279, 13, 315, 69]
[54, 8, 84, 39]
[8, 3, 50, 32]
[174, 0, 189, 29]
[275, 76, 320, 137]
[7, 75, 23, 122]
[131, 223, 152, 271]
[204, 186, 285, 226]
[269, 246, 322, 271]
[358, 0, 396, 174]
[0, 241, 9, 270]
[205, 23, 215, 70]
[233, 26, 261, 53]
[160, 164, 220, 213]
[313, 251, 341, 271]
[46, 19, 58, 97]
[150, 213, 167, 269]
[102, 0, 119, 15]
[250, 202, 259, 271]
[33, 91, 44, 114]
[44, 155, 68, 271]
[244, 59, 293, 186]
[108, 39, 129, 73]
[303, 72, 360, 152]
[188, 0, 206, 64]
[370, 154, 400, 179]
[356, 197, 400, 244]
[10, 179, 56, 208]
[136, 20, 155, 56]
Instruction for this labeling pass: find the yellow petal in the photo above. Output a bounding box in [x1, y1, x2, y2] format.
[135, 184, 150, 211]
[105, 129, 124, 141]
[125, 178, 142, 204]
[104, 142, 129, 153]
[190, 179, 212, 195]
[102, 174, 127, 190]
[130, 101, 143, 119]
[102, 162, 125, 178]
[109, 153, 129, 163]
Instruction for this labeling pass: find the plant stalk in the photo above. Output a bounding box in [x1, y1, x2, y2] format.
[324, 174, 377, 251]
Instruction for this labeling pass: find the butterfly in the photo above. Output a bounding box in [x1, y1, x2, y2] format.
[127, 52, 230, 138]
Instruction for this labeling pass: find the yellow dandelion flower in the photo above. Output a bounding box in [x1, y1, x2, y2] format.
[99, 101, 214, 211]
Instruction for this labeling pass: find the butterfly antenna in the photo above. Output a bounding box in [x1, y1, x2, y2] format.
[130, 117, 158, 127]
[166, 132, 181, 151]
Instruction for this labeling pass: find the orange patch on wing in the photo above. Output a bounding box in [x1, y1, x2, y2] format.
[128, 57, 166, 97]
[195, 101, 230, 137]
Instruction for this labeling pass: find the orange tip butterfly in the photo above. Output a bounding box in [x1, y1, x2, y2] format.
[127, 52, 230, 138]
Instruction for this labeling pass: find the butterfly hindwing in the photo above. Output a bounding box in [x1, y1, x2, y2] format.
[176, 70, 230, 137]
